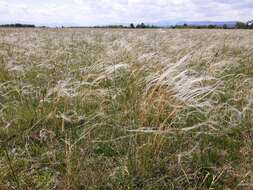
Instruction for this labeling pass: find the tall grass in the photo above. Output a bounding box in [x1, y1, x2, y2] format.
[0, 28, 252, 189]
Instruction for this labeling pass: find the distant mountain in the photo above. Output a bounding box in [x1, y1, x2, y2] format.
[148, 20, 179, 27]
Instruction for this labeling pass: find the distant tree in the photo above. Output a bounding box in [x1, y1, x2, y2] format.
[130, 23, 135, 28]
[139, 23, 146, 28]
[106, 25, 124, 28]
[208, 25, 216, 29]
[136, 23, 146, 28]
[150, 25, 158, 28]
[236, 22, 247, 29]
[183, 23, 188, 27]
[223, 24, 228, 29]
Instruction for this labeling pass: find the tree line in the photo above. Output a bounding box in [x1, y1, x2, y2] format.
[235, 21, 253, 29]
[0, 23, 35, 28]
[92, 21, 253, 29]
[0, 21, 253, 29]
[92, 23, 158, 29]
[173, 22, 253, 29]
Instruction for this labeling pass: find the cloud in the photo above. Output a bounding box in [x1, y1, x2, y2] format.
[0, 0, 253, 26]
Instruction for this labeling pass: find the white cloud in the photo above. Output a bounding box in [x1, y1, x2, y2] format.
[0, 0, 253, 26]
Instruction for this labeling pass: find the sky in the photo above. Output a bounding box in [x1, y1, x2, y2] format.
[0, 0, 253, 26]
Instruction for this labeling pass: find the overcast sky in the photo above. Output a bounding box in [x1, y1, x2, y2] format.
[0, 0, 253, 26]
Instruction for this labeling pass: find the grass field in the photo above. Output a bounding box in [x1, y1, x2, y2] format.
[0, 28, 253, 189]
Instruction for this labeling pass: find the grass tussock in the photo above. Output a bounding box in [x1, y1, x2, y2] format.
[0, 28, 253, 189]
